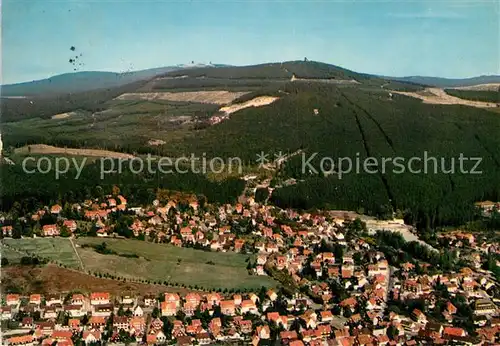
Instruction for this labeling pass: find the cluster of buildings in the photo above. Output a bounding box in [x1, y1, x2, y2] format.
[475, 201, 500, 217]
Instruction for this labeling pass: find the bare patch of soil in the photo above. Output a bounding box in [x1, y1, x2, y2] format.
[51, 112, 76, 120]
[219, 96, 279, 115]
[1, 265, 198, 295]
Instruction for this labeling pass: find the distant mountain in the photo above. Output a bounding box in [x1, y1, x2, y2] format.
[384, 75, 500, 88]
[163, 60, 375, 82]
[0, 66, 184, 97]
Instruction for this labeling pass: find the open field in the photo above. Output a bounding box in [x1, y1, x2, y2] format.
[392, 87, 498, 108]
[1, 264, 199, 295]
[115, 91, 250, 105]
[75, 238, 277, 290]
[4, 238, 81, 269]
[1, 244, 24, 264]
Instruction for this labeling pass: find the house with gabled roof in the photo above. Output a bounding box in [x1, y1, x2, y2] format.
[165, 292, 181, 306]
[88, 316, 106, 330]
[256, 325, 271, 340]
[161, 301, 178, 316]
[1, 306, 12, 320]
[42, 224, 60, 236]
[129, 316, 146, 336]
[2, 225, 13, 237]
[150, 317, 163, 331]
[63, 220, 77, 232]
[237, 298, 256, 316]
[82, 331, 101, 345]
[90, 292, 110, 305]
[220, 300, 236, 316]
[28, 294, 41, 305]
[5, 335, 34, 346]
[64, 304, 84, 318]
[267, 312, 288, 328]
[320, 310, 334, 324]
[68, 319, 81, 332]
[51, 204, 62, 215]
[113, 316, 129, 331]
[6, 294, 20, 306]
[147, 330, 167, 344]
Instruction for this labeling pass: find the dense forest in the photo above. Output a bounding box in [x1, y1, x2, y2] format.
[444, 89, 500, 103]
[161, 82, 500, 229]
[0, 162, 245, 214]
[163, 61, 378, 82]
[147, 78, 286, 92]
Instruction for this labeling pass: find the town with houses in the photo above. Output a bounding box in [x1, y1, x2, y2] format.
[1, 189, 500, 346]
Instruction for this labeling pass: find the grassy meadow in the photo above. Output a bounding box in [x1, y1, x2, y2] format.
[3, 238, 81, 268]
[75, 238, 277, 290]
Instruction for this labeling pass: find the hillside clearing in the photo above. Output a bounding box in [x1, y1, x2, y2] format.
[14, 144, 135, 159]
[115, 91, 250, 105]
[51, 112, 76, 120]
[392, 87, 498, 108]
[219, 96, 280, 115]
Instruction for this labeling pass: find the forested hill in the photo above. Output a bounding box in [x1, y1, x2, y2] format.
[157, 78, 500, 229]
[1, 66, 182, 97]
[163, 60, 374, 81]
[385, 75, 500, 88]
[2, 60, 499, 230]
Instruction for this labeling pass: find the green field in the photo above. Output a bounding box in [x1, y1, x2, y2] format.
[75, 238, 276, 290]
[4, 238, 81, 268]
[0, 244, 25, 264]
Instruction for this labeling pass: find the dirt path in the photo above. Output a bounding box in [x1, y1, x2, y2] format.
[392, 87, 498, 108]
[69, 237, 85, 271]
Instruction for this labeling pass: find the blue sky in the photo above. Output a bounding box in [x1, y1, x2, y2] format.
[2, 0, 499, 84]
